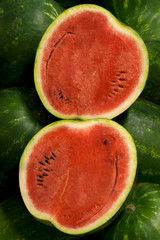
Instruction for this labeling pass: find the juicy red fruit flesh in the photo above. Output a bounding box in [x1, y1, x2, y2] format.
[41, 10, 142, 117]
[27, 124, 129, 229]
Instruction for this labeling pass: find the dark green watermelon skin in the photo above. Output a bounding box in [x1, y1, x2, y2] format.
[0, 0, 64, 87]
[56, 0, 101, 8]
[114, 99, 160, 183]
[101, 0, 160, 105]
[0, 194, 90, 240]
[0, 87, 55, 201]
[97, 183, 160, 240]
[56, 0, 115, 16]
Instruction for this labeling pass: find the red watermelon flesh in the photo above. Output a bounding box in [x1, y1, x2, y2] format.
[19, 119, 137, 234]
[34, 4, 148, 119]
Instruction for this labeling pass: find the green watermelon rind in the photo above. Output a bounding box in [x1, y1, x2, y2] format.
[34, 4, 149, 120]
[0, 195, 74, 240]
[0, 0, 65, 87]
[115, 98, 160, 184]
[98, 182, 160, 239]
[0, 87, 48, 201]
[19, 118, 137, 235]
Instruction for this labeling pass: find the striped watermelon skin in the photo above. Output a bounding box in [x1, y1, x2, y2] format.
[97, 182, 160, 240]
[0, 87, 54, 201]
[101, 0, 160, 105]
[0, 0, 64, 87]
[114, 98, 160, 183]
[0, 194, 88, 240]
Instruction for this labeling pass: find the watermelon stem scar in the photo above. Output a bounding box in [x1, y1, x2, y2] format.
[34, 4, 148, 120]
[126, 203, 136, 212]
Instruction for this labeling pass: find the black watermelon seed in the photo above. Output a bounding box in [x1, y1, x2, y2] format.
[119, 78, 126, 81]
[118, 84, 124, 88]
[51, 152, 56, 157]
[39, 161, 45, 166]
[45, 159, 50, 164]
[37, 175, 43, 178]
[37, 179, 43, 182]
[113, 88, 119, 92]
[42, 172, 48, 176]
[43, 168, 50, 172]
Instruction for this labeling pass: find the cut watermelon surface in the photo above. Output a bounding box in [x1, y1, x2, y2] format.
[19, 119, 137, 235]
[34, 4, 149, 119]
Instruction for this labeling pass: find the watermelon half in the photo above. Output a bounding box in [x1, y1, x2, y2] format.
[19, 119, 137, 235]
[34, 4, 149, 120]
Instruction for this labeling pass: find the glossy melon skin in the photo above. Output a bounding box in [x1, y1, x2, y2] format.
[0, 0, 64, 87]
[34, 4, 148, 120]
[97, 183, 160, 240]
[0, 194, 88, 240]
[56, 0, 102, 8]
[115, 98, 160, 183]
[56, 0, 115, 15]
[19, 119, 137, 235]
[0, 87, 54, 202]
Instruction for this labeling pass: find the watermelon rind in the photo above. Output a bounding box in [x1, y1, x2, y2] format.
[34, 4, 149, 120]
[114, 98, 160, 184]
[0, 195, 80, 240]
[0, 87, 53, 202]
[97, 182, 160, 240]
[19, 118, 137, 235]
[0, 0, 65, 87]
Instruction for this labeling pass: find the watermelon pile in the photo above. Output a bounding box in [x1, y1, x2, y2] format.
[0, 0, 160, 239]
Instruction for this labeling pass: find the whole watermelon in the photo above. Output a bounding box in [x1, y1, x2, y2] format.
[0, 0, 64, 87]
[0, 87, 54, 201]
